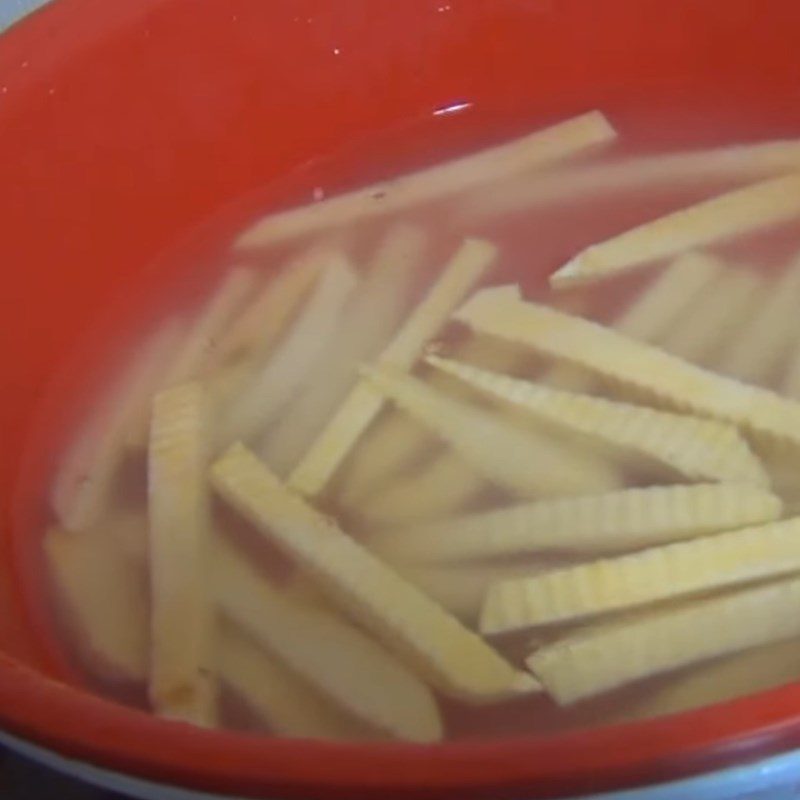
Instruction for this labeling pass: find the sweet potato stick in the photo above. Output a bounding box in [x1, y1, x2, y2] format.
[550, 173, 800, 288]
[527, 576, 800, 704]
[212, 444, 538, 702]
[236, 111, 616, 248]
[289, 238, 496, 497]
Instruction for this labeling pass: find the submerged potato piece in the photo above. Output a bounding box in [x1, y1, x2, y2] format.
[236, 111, 616, 248]
[218, 257, 358, 447]
[218, 626, 376, 740]
[550, 173, 800, 288]
[427, 356, 767, 486]
[358, 451, 486, 526]
[716, 257, 800, 383]
[375, 484, 781, 563]
[216, 547, 439, 742]
[262, 224, 426, 474]
[211, 249, 324, 366]
[212, 444, 537, 702]
[458, 137, 800, 221]
[289, 238, 496, 497]
[481, 515, 800, 634]
[659, 267, 766, 365]
[456, 288, 800, 449]
[52, 318, 186, 531]
[527, 576, 800, 704]
[362, 365, 620, 499]
[44, 525, 148, 682]
[148, 382, 215, 725]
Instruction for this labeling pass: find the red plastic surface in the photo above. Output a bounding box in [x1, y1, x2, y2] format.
[2, 0, 800, 796]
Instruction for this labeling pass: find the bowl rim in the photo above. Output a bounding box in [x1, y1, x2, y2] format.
[5, 1, 800, 797]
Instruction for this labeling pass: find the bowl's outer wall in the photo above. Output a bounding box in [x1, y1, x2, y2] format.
[2, 1, 800, 798]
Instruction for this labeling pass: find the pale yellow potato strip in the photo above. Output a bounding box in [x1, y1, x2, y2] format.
[212, 444, 537, 702]
[455, 287, 800, 448]
[262, 224, 426, 474]
[659, 267, 766, 364]
[782, 333, 800, 399]
[218, 626, 375, 740]
[236, 111, 615, 248]
[550, 173, 800, 288]
[215, 543, 440, 742]
[362, 366, 620, 499]
[52, 317, 186, 531]
[458, 138, 800, 221]
[210, 249, 323, 366]
[218, 258, 358, 447]
[716, 257, 800, 383]
[44, 525, 148, 683]
[289, 238, 496, 497]
[148, 382, 215, 724]
[527, 576, 800, 704]
[357, 451, 486, 526]
[426, 356, 767, 486]
[374, 484, 781, 563]
[481, 515, 800, 635]
[337, 333, 524, 506]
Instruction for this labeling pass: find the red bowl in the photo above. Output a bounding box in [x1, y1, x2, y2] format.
[3, 0, 800, 797]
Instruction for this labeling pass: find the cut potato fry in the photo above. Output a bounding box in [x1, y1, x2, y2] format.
[262, 224, 426, 474]
[659, 267, 765, 364]
[374, 483, 781, 563]
[357, 451, 486, 526]
[148, 382, 215, 724]
[289, 238, 496, 496]
[456, 288, 800, 448]
[218, 625, 376, 740]
[52, 317, 186, 531]
[715, 257, 800, 383]
[337, 333, 525, 506]
[211, 249, 324, 366]
[623, 640, 800, 722]
[458, 138, 800, 221]
[363, 365, 621, 499]
[481, 515, 800, 634]
[236, 111, 616, 248]
[426, 356, 767, 486]
[527, 576, 800, 704]
[212, 444, 538, 702]
[782, 334, 800, 400]
[44, 525, 148, 682]
[218, 257, 358, 447]
[550, 173, 800, 288]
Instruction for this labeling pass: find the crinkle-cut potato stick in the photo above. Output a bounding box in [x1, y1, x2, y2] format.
[212, 444, 538, 702]
[716, 256, 800, 383]
[217, 257, 358, 447]
[236, 111, 616, 248]
[288, 238, 496, 497]
[375, 484, 781, 563]
[455, 287, 800, 449]
[362, 366, 620, 499]
[527, 576, 800, 704]
[481, 515, 800, 635]
[426, 356, 768, 486]
[458, 137, 800, 221]
[210, 249, 324, 367]
[148, 382, 215, 725]
[51, 317, 186, 532]
[550, 172, 800, 288]
[337, 332, 525, 507]
[659, 267, 766, 365]
[261, 224, 426, 474]
[357, 451, 487, 526]
[218, 626, 376, 740]
[44, 525, 149, 683]
[215, 547, 438, 742]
